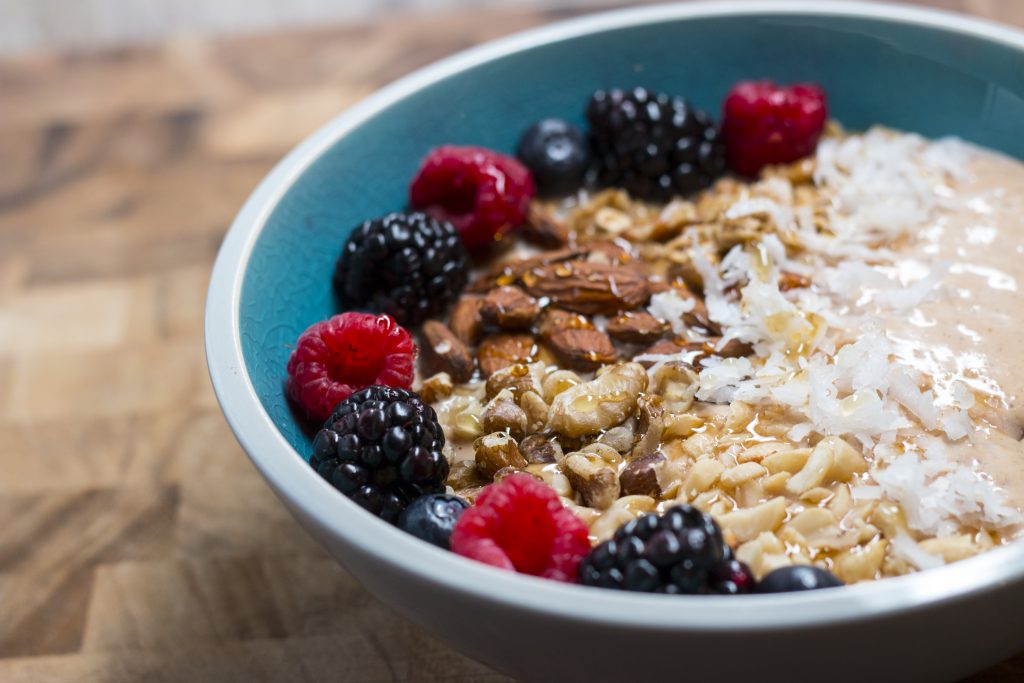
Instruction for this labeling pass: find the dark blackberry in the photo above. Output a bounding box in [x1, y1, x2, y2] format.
[578, 505, 754, 594]
[334, 212, 470, 327]
[585, 87, 727, 202]
[309, 385, 449, 524]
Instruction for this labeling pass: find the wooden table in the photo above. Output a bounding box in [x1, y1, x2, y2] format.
[2, 3, 1023, 681]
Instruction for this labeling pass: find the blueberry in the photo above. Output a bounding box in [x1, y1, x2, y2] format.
[756, 565, 844, 593]
[515, 118, 590, 197]
[397, 493, 469, 549]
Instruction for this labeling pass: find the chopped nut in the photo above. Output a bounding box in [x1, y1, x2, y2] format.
[481, 389, 528, 438]
[480, 286, 540, 329]
[762, 448, 812, 475]
[485, 361, 544, 400]
[493, 466, 535, 483]
[785, 439, 836, 495]
[833, 538, 887, 583]
[474, 432, 528, 480]
[448, 396, 485, 441]
[477, 333, 537, 377]
[606, 311, 667, 344]
[519, 390, 549, 432]
[620, 452, 667, 496]
[580, 441, 624, 465]
[562, 452, 620, 510]
[521, 261, 650, 315]
[547, 362, 648, 437]
[527, 463, 572, 496]
[421, 319, 475, 383]
[821, 437, 868, 483]
[779, 271, 812, 291]
[418, 372, 454, 404]
[469, 247, 587, 293]
[718, 496, 788, 543]
[446, 460, 486, 490]
[594, 206, 633, 234]
[519, 434, 562, 465]
[632, 395, 664, 460]
[449, 296, 484, 345]
[677, 458, 725, 501]
[662, 412, 704, 440]
[719, 462, 767, 490]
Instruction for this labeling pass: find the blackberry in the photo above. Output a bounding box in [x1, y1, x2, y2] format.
[309, 385, 449, 523]
[578, 505, 754, 594]
[585, 87, 727, 202]
[334, 212, 470, 327]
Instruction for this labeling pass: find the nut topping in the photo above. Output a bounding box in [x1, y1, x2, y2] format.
[620, 452, 667, 497]
[481, 389, 528, 439]
[545, 327, 617, 371]
[519, 434, 562, 465]
[521, 261, 650, 315]
[474, 432, 528, 480]
[421, 319, 474, 383]
[547, 361, 648, 437]
[477, 333, 537, 377]
[449, 296, 484, 345]
[562, 452, 620, 510]
[606, 311, 668, 344]
[480, 286, 540, 329]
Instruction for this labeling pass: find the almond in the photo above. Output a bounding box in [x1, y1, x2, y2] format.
[477, 333, 537, 377]
[523, 203, 570, 247]
[521, 261, 650, 315]
[480, 286, 540, 329]
[606, 311, 667, 344]
[421, 319, 474, 383]
[467, 247, 586, 293]
[545, 327, 616, 371]
[449, 296, 484, 345]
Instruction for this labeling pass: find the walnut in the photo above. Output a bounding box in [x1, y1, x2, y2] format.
[606, 311, 667, 344]
[562, 452, 620, 510]
[484, 361, 544, 400]
[474, 432, 528, 480]
[493, 466, 536, 483]
[519, 390, 549, 433]
[547, 362, 648, 438]
[418, 372, 453, 404]
[521, 261, 650, 315]
[447, 460, 486, 490]
[480, 389, 528, 438]
[421, 319, 474, 383]
[480, 286, 540, 329]
[519, 434, 563, 465]
[620, 452, 667, 497]
[541, 369, 582, 403]
[449, 296, 484, 346]
[653, 362, 700, 413]
[598, 422, 635, 454]
[632, 395, 664, 460]
[477, 334, 537, 377]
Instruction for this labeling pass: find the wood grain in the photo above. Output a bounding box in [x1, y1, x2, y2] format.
[0, 3, 1021, 681]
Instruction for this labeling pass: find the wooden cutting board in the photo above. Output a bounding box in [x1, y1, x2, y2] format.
[1, 3, 1022, 681]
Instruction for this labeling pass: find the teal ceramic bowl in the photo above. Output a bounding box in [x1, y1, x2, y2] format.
[207, 3, 1024, 681]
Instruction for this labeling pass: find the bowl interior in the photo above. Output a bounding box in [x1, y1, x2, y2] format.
[239, 9, 1024, 458]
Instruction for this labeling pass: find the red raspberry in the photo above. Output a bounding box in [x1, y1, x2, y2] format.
[409, 146, 535, 252]
[450, 473, 590, 582]
[286, 312, 415, 422]
[721, 81, 828, 177]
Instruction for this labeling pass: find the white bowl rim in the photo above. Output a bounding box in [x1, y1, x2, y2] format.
[206, 0, 1024, 631]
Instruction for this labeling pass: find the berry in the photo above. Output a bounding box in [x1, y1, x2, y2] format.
[515, 119, 590, 197]
[309, 385, 449, 523]
[578, 505, 752, 594]
[721, 80, 828, 177]
[398, 493, 469, 549]
[450, 474, 589, 582]
[409, 146, 536, 252]
[585, 87, 726, 202]
[334, 212, 470, 327]
[286, 313, 414, 423]
[756, 565, 844, 593]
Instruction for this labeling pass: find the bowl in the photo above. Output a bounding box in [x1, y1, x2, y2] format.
[205, 2, 1024, 680]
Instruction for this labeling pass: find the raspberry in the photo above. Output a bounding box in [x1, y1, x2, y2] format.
[409, 146, 536, 252]
[286, 312, 415, 422]
[450, 474, 590, 582]
[721, 80, 828, 177]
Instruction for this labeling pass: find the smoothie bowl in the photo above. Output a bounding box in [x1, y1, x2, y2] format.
[206, 3, 1024, 681]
